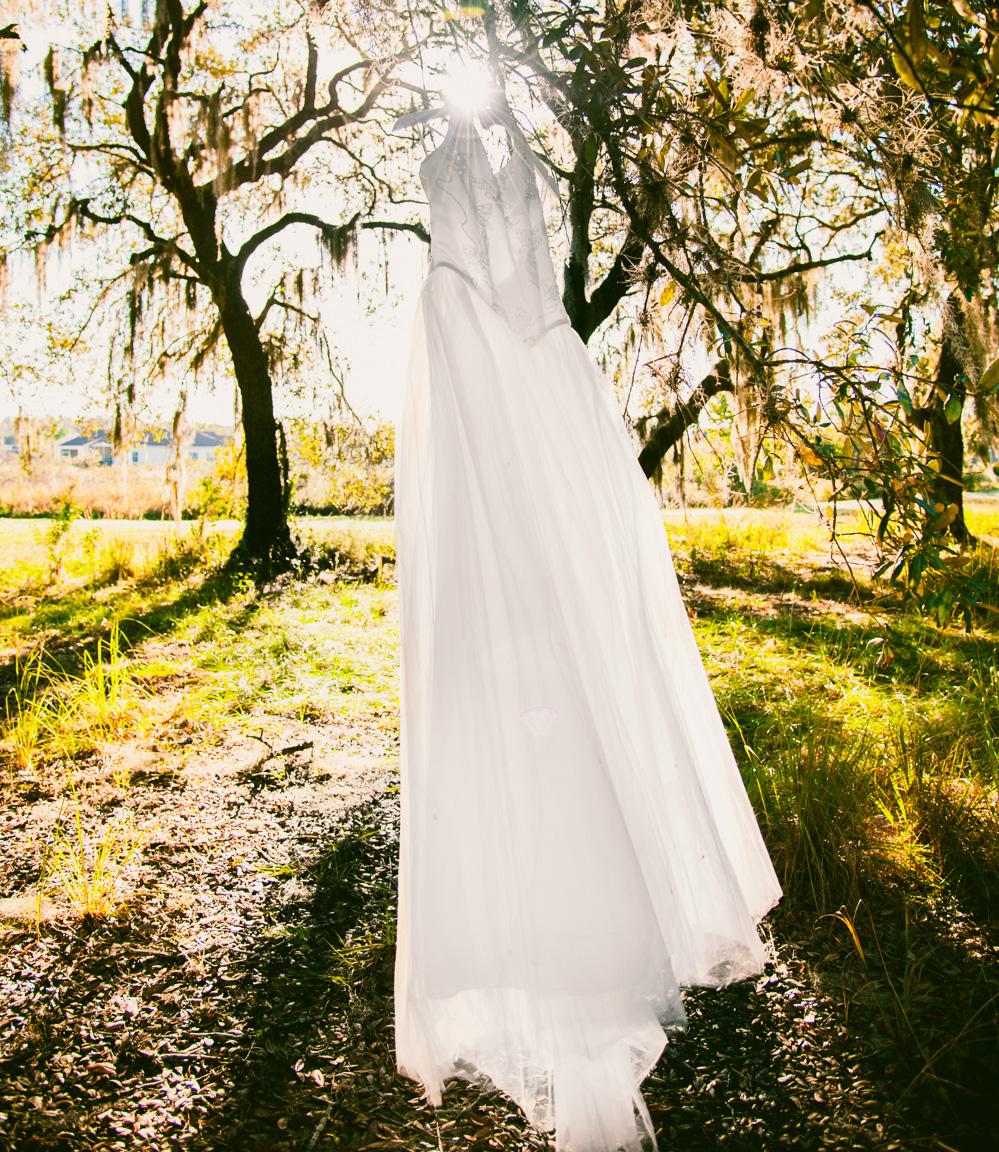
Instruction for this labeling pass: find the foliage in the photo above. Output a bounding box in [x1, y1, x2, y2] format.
[417, 0, 999, 625]
[1, 0, 426, 570]
[6, 0, 999, 610]
[186, 434, 249, 521]
[42, 492, 79, 582]
[291, 417, 394, 516]
[38, 788, 149, 919]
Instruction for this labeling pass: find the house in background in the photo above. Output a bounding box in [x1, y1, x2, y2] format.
[128, 428, 172, 467]
[52, 426, 232, 467]
[57, 429, 113, 464]
[1, 416, 16, 460]
[187, 429, 229, 463]
[130, 427, 230, 466]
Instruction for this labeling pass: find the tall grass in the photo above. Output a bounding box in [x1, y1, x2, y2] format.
[726, 645, 999, 911]
[38, 786, 149, 918]
[3, 622, 143, 780]
[734, 714, 879, 908]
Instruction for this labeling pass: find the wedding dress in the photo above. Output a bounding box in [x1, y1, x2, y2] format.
[394, 108, 782, 1152]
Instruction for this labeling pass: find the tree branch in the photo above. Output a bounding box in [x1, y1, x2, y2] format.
[361, 219, 430, 244]
[733, 238, 883, 284]
[70, 199, 200, 275]
[216, 63, 396, 193]
[581, 231, 646, 342]
[255, 294, 320, 331]
[637, 362, 733, 479]
[235, 211, 361, 279]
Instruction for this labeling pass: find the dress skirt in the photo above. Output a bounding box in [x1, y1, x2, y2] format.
[394, 264, 782, 1152]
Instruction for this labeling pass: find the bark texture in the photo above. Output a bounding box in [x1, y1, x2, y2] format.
[912, 294, 971, 545]
[637, 363, 733, 480]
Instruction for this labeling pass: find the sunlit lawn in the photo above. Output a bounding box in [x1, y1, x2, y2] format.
[0, 507, 997, 1148]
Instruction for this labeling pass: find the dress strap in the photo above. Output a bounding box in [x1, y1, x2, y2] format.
[394, 105, 559, 196]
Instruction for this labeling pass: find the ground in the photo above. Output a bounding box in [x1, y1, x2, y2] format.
[0, 511, 996, 1152]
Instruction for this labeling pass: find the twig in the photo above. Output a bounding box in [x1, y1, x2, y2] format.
[301, 1098, 333, 1152]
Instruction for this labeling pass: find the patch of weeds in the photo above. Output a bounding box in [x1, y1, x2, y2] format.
[912, 774, 999, 922]
[145, 521, 230, 584]
[3, 648, 52, 777]
[37, 786, 152, 919]
[41, 494, 81, 584]
[735, 714, 880, 909]
[1, 621, 147, 784]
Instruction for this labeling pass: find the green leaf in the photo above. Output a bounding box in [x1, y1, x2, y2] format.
[783, 158, 812, 182]
[897, 383, 913, 415]
[732, 87, 755, 114]
[944, 394, 963, 423]
[908, 0, 927, 64]
[980, 356, 999, 394]
[893, 49, 921, 89]
[705, 75, 726, 107]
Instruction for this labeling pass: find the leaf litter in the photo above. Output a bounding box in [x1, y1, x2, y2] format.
[0, 572, 995, 1152]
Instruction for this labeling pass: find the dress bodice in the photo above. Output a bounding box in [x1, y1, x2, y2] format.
[419, 112, 568, 344]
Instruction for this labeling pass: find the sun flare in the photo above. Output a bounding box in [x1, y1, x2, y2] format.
[441, 61, 499, 114]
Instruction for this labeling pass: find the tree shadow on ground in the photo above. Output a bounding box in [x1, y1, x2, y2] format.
[0, 563, 260, 697]
[679, 549, 868, 605]
[197, 791, 551, 1152]
[696, 591, 999, 704]
[193, 798, 945, 1152]
[4, 792, 994, 1151]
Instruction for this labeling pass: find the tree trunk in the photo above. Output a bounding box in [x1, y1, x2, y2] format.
[914, 294, 970, 545]
[179, 189, 294, 573]
[217, 295, 294, 570]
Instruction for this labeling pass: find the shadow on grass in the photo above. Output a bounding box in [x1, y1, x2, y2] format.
[698, 591, 999, 703]
[0, 563, 259, 701]
[678, 548, 867, 605]
[197, 791, 551, 1152]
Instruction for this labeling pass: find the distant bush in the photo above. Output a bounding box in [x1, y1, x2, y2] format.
[184, 436, 248, 520]
[290, 419, 394, 517]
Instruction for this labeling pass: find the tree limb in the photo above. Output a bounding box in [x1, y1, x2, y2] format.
[361, 219, 430, 244]
[732, 238, 882, 284]
[637, 362, 733, 478]
[235, 211, 361, 278]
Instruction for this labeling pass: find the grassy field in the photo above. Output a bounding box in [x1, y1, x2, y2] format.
[0, 509, 997, 1152]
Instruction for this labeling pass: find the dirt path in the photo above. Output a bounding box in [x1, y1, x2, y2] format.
[0, 708, 396, 1151]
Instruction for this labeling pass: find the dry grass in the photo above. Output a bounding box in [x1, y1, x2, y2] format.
[0, 459, 214, 520]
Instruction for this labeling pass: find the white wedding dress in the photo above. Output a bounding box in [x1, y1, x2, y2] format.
[394, 109, 782, 1152]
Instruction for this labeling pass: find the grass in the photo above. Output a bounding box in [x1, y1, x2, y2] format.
[0, 508, 997, 1146]
[652, 508, 999, 1138]
[1, 516, 397, 802]
[3, 621, 144, 782]
[668, 510, 999, 913]
[38, 786, 150, 919]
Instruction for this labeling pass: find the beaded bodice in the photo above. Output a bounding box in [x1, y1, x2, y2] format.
[419, 112, 568, 344]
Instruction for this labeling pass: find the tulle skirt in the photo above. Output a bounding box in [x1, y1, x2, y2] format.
[395, 266, 782, 1152]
